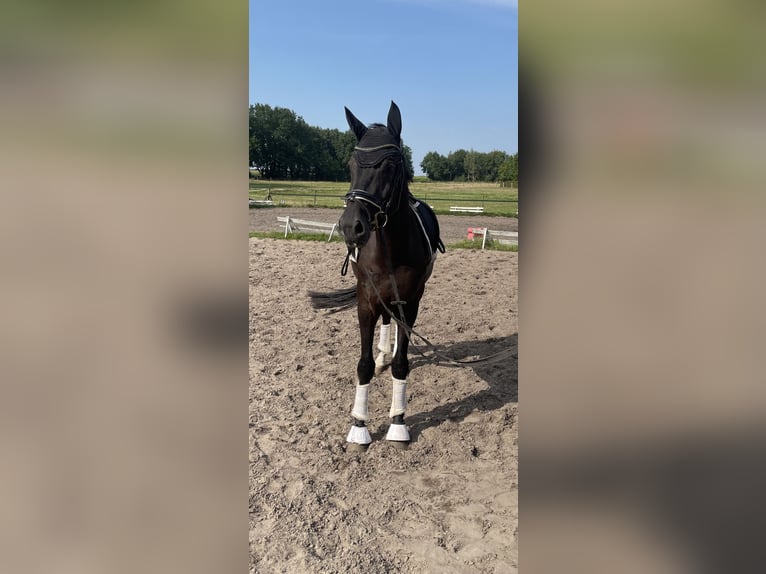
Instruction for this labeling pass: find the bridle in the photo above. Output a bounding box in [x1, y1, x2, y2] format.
[343, 142, 405, 231]
[343, 189, 389, 230]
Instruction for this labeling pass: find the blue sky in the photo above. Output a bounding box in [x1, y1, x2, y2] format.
[249, 0, 517, 175]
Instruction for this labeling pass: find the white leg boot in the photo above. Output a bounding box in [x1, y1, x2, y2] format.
[386, 377, 410, 442]
[346, 383, 372, 445]
[374, 323, 392, 375]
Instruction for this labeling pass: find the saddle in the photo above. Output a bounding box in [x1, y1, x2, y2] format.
[408, 195, 445, 255]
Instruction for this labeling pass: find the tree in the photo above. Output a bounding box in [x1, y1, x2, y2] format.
[250, 103, 357, 181]
[249, 102, 515, 184]
[446, 149, 467, 181]
[484, 150, 509, 182]
[249, 103, 304, 179]
[420, 151, 448, 181]
[464, 150, 481, 182]
[323, 128, 356, 181]
[497, 153, 518, 185]
[313, 128, 350, 180]
[402, 144, 415, 182]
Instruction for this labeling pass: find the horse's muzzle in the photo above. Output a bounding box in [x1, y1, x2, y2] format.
[339, 207, 371, 248]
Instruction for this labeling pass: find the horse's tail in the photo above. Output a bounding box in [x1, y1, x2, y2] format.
[307, 287, 357, 313]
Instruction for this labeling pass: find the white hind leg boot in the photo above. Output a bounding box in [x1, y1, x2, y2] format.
[347, 383, 372, 445]
[374, 323, 392, 374]
[386, 377, 410, 442]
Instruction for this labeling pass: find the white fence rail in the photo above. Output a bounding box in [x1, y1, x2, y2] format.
[277, 216, 339, 241]
[249, 199, 274, 207]
[450, 206, 485, 214]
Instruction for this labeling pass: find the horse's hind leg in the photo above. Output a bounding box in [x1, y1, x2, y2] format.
[347, 305, 378, 449]
[386, 302, 419, 445]
[374, 315, 394, 375]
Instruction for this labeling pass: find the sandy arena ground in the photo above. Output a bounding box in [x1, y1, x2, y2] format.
[249, 211, 518, 573]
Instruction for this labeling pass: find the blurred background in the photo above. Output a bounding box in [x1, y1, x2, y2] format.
[521, 1, 766, 572]
[0, 1, 247, 573]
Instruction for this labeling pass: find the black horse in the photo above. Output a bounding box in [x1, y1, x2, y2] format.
[309, 101, 443, 448]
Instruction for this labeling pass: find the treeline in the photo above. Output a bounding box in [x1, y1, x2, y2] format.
[249, 104, 414, 181]
[420, 149, 518, 183]
[250, 103, 517, 183]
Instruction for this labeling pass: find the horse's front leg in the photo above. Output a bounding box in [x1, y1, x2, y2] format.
[346, 303, 378, 448]
[386, 301, 419, 445]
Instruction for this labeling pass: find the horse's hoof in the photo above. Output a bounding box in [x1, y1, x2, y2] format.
[389, 440, 410, 451]
[385, 423, 410, 442]
[346, 424, 372, 448]
[374, 364, 388, 376]
[346, 442, 369, 453]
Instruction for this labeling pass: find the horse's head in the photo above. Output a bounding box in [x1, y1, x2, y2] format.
[339, 101, 407, 248]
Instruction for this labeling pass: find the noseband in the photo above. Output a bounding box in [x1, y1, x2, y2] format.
[344, 189, 389, 229]
[344, 142, 404, 230]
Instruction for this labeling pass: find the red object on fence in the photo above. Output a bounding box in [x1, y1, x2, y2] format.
[467, 227, 485, 240]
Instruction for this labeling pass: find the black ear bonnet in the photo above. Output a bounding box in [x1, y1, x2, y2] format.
[352, 124, 403, 168]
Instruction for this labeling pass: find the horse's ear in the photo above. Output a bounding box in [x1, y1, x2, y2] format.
[387, 101, 402, 142]
[345, 106, 367, 141]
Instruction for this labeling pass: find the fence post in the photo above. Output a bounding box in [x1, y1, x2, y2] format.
[314, 190, 317, 207]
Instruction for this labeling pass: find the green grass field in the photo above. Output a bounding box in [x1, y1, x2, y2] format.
[248, 179, 518, 217]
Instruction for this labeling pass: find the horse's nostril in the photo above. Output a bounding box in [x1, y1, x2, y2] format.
[354, 221, 364, 236]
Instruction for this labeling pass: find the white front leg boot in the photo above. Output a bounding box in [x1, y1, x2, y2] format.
[347, 383, 372, 445]
[386, 377, 410, 442]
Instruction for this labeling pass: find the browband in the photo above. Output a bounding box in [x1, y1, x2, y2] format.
[353, 143, 401, 153]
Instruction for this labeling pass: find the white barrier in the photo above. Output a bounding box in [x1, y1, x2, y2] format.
[249, 199, 274, 207]
[467, 227, 518, 249]
[487, 229, 518, 247]
[277, 216, 339, 241]
[450, 206, 484, 214]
